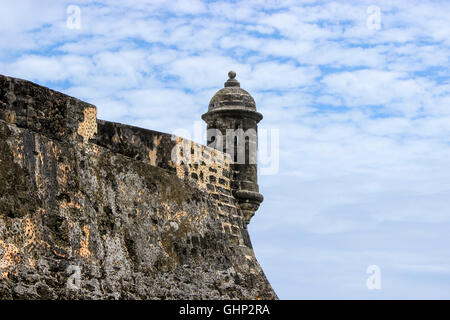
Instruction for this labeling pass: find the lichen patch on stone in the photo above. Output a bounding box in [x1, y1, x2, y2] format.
[0, 241, 20, 279]
[77, 107, 98, 143]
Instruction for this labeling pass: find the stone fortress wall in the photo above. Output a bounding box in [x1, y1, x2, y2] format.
[93, 120, 246, 238]
[0, 74, 276, 299]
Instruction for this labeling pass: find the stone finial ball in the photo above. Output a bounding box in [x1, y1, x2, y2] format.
[228, 71, 236, 79]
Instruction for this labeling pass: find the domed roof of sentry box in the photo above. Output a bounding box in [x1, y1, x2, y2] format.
[207, 71, 257, 112]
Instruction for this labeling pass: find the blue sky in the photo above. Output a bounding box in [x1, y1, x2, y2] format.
[1, 0, 450, 299]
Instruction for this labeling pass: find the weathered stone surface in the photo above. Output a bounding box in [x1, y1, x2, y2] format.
[0, 74, 277, 300]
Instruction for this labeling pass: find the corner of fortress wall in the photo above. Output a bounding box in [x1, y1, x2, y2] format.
[0, 74, 246, 235]
[0, 74, 277, 299]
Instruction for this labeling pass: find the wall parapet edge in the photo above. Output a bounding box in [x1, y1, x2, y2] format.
[93, 120, 247, 233]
